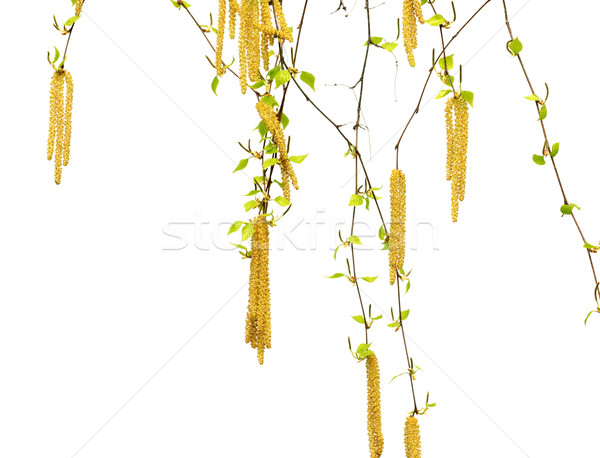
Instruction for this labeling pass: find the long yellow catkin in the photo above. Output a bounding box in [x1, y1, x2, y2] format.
[256, 101, 298, 200]
[402, 0, 418, 67]
[366, 353, 384, 458]
[404, 416, 421, 458]
[245, 215, 271, 365]
[216, 0, 292, 93]
[445, 95, 470, 222]
[63, 71, 74, 166]
[389, 169, 406, 285]
[412, 0, 425, 24]
[47, 70, 74, 185]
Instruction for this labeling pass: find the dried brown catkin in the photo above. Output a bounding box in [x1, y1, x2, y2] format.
[389, 169, 406, 285]
[366, 353, 384, 458]
[245, 215, 271, 364]
[404, 416, 421, 458]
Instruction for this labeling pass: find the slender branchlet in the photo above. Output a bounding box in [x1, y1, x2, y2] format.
[246, 215, 271, 365]
[389, 169, 407, 285]
[404, 415, 421, 458]
[366, 353, 384, 458]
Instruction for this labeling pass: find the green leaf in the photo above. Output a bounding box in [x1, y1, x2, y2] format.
[387, 322, 401, 328]
[228, 221, 244, 235]
[435, 89, 452, 99]
[585, 310, 596, 326]
[538, 105, 547, 121]
[400, 310, 410, 321]
[584, 242, 599, 250]
[439, 54, 454, 71]
[275, 69, 291, 88]
[551, 142, 560, 158]
[461, 91, 474, 107]
[365, 36, 383, 45]
[352, 315, 366, 324]
[250, 80, 265, 90]
[349, 194, 364, 206]
[233, 158, 249, 173]
[64, 15, 80, 27]
[524, 94, 541, 102]
[560, 203, 580, 215]
[257, 121, 268, 138]
[289, 154, 308, 164]
[348, 235, 362, 245]
[372, 315, 382, 321]
[52, 46, 60, 64]
[508, 37, 523, 55]
[381, 42, 398, 52]
[532, 154, 546, 166]
[443, 74, 455, 87]
[244, 200, 259, 212]
[241, 223, 254, 241]
[361, 276, 379, 283]
[274, 196, 290, 206]
[260, 95, 279, 107]
[300, 71, 315, 91]
[426, 14, 446, 26]
[263, 158, 279, 169]
[211, 76, 219, 96]
[326, 273, 345, 279]
[266, 65, 281, 81]
[378, 225, 386, 241]
[281, 112, 289, 129]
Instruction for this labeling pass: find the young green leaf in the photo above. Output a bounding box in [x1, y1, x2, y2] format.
[275, 69, 291, 88]
[435, 89, 452, 99]
[241, 223, 254, 241]
[326, 273, 346, 279]
[211, 76, 219, 96]
[348, 235, 362, 245]
[532, 154, 546, 166]
[233, 158, 249, 173]
[560, 203, 580, 215]
[538, 105, 547, 121]
[400, 310, 410, 321]
[381, 42, 398, 52]
[461, 91, 474, 107]
[228, 221, 244, 235]
[439, 54, 454, 71]
[263, 158, 279, 169]
[300, 71, 315, 91]
[64, 15, 80, 27]
[360, 276, 379, 283]
[508, 37, 523, 55]
[349, 194, 364, 206]
[274, 196, 290, 206]
[352, 315, 366, 324]
[244, 200, 259, 212]
[426, 14, 446, 26]
[289, 154, 308, 164]
[551, 142, 560, 158]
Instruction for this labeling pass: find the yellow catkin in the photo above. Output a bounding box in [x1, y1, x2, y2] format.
[404, 416, 421, 458]
[366, 353, 384, 458]
[247, 1, 261, 82]
[228, 0, 239, 40]
[445, 97, 455, 182]
[402, 0, 418, 67]
[256, 101, 298, 200]
[47, 72, 61, 161]
[446, 95, 470, 222]
[389, 169, 406, 285]
[63, 70, 74, 166]
[412, 0, 425, 24]
[216, 0, 227, 76]
[75, 0, 84, 16]
[245, 215, 271, 364]
[271, 0, 293, 42]
[259, 0, 272, 71]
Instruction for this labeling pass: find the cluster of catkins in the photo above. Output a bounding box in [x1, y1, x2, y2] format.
[402, 0, 425, 67]
[47, 69, 74, 185]
[445, 94, 470, 222]
[389, 169, 407, 284]
[404, 416, 422, 458]
[366, 353, 384, 458]
[216, 0, 293, 93]
[256, 100, 299, 200]
[245, 215, 272, 364]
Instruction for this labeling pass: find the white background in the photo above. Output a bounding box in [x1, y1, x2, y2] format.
[1, 0, 599, 457]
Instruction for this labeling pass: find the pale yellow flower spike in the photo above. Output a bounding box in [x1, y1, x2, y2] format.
[402, 0, 418, 67]
[272, 0, 293, 42]
[366, 353, 384, 458]
[412, 0, 425, 25]
[75, 0, 84, 16]
[444, 97, 455, 182]
[404, 416, 422, 458]
[255, 101, 298, 200]
[47, 72, 61, 161]
[63, 70, 74, 167]
[237, 0, 249, 93]
[247, 2, 261, 82]
[454, 96, 470, 203]
[259, 0, 272, 71]
[246, 215, 271, 365]
[228, 0, 239, 40]
[389, 169, 406, 285]
[216, 0, 227, 76]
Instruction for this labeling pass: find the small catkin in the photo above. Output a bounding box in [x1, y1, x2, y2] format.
[215, 0, 227, 76]
[404, 416, 421, 458]
[228, 0, 239, 39]
[256, 101, 298, 200]
[366, 353, 384, 458]
[389, 169, 406, 285]
[259, 0, 272, 71]
[75, 0, 84, 16]
[412, 0, 425, 24]
[444, 97, 455, 182]
[63, 70, 74, 166]
[271, 0, 293, 42]
[454, 96, 470, 203]
[402, 0, 418, 67]
[245, 215, 271, 364]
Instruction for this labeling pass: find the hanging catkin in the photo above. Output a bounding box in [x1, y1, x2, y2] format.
[256, 101, 298, 200]
[404, 416, 421, 458]
[445, 94, 470, 222]
[402, 0, 424, 67]
[389, 169, 406, 285]
[215, 0, 293, 93]
[47, 69, 74, 185]
[366, 353, 384, 458]
[245, 215, 271, 364]
[75, 0, 84, 16]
